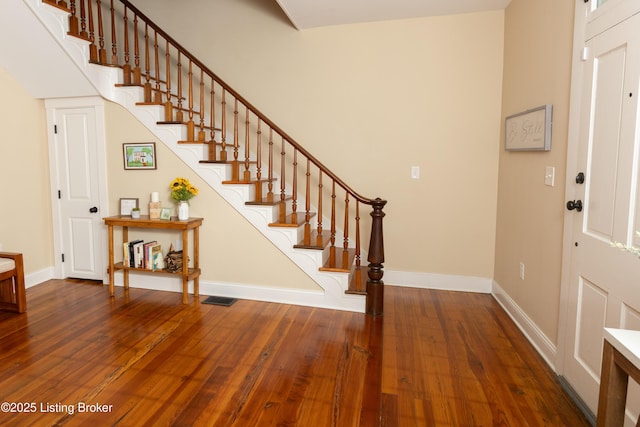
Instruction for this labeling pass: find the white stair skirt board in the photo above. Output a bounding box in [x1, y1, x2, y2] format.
[23, 0, 364, 312]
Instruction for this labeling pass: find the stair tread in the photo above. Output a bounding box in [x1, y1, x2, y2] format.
[269, 212, 316, 227]
[319, 248, 358, 273]
[346, 266, 368, 295]
[178, 139, 222, 144]
[222, 178, 272, 184]
[199, 159, 259, 165]
[246, 194, 292, 206]
[294, 230, 332, 250]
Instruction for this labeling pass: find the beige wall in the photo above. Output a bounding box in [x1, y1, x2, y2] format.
[134, 0, 505, 280]
[0, 66, 53, 274]
[495, 0, 574, 343]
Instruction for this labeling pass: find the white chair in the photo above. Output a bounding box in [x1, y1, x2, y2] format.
[0, 252, 26, 313]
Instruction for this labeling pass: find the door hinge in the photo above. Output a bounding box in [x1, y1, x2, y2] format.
[54, 124, 58, 134]
[61, 253, 65, 262]
[58, 190, 61, 199]
[581, 46, 590, 61]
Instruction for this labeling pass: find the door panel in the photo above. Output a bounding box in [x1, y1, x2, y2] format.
[563, 9, 640, 419]
[584, 44, 625, 240]
[68, 218, 97, 275]
[55, 107, 104, 280]
[574, 278, 607, 382]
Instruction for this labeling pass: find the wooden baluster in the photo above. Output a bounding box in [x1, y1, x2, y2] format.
[132, 14, 141, 85]
[86, 0, 98, 62]
[303, 158, 311, 245]
[164, 40, 173, 121]
[79, 0, 88, 39]
[291, 149, 298, 222]
[153, 31, 161, 103]
[68, 0, 79, 36]
[355, 200, 361, 269]
[279, 137, 286, 223]
[95, 0, 107, 63]
[184, 58, 192, 137]
[316, 171, 323, 246]
[220, 90, 227, 161]
[244, 107, 251, 182]
[330, 180, 336, 266]
[198, 70, 206, 142]
[109, 0, 117, 65]
[342, 192, 350, 268]
[143, 23, 152, 101]
[267, 129, 274, 202]
[233, 99, 239, 166]
[354, 200, 362, 290]
[121, 5, 131, 84]
[255, 120, 262, 200]
[175, 52, 184, 122]
[208, 76, 216, 156]
[366, 198, 387, 317]
[175, 50, 184, 123]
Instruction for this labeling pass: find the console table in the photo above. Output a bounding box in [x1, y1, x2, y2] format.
[597, 328, 640, 426]
[103, 215, 203, 304]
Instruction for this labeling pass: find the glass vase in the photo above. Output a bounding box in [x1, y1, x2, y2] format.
[177, 201, 189, 221]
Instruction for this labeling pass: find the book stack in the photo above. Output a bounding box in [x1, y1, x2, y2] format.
[123, 240, 164, 271]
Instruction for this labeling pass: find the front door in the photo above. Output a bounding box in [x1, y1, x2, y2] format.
[46, 98, 107, 281]
[561, 1, 640, 422]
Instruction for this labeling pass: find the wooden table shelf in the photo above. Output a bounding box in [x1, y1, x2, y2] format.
[104, 215, 203, 303]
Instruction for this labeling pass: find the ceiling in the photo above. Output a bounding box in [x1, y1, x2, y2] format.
[275, 0, 512, 30]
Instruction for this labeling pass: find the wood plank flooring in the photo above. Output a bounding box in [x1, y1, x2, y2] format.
[0, 280, 591, 426]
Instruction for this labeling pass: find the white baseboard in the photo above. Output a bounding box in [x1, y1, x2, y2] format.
[25, 267, 54, 289]
[109, 272, 368, 312]
[491, 280, 557, 370]
[384, 270, 493, 293]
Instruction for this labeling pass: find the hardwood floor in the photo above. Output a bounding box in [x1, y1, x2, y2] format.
[0, 280, 590, 426]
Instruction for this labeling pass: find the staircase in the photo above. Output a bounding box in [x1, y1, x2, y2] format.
[33, 0, 387, 314]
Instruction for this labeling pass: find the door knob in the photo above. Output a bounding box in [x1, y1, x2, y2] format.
[89, 206, 98, 213]
[566, 200, 582, 212]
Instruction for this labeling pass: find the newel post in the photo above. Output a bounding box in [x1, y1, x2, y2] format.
[366, 198, 387, 317]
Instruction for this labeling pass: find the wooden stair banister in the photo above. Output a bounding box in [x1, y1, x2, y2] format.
[60, 0, 387, 315]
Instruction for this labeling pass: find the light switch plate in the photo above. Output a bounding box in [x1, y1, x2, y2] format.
[411, 166, 420, 179]
[545, 166, 555, 187]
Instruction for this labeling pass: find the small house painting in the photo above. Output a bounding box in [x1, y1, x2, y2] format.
[123, 143, 157, 170]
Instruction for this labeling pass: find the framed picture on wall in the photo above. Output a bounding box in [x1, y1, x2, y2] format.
[123, 142, 157, 170]
[505, 104, 552, 151]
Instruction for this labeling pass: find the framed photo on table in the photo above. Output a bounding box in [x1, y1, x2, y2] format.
[120, 198, 139, 216]
[160, 207, 172, 220]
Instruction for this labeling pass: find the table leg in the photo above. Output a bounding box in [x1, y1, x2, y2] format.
[596, 341, 629, 427]
[182, 229, 188, 304]
[123, 226, 129, 290]
[193, 226, 199, 298]
[108, 224, 114, 297]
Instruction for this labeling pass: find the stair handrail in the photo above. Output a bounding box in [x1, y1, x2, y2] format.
[119, 0, 380, 208]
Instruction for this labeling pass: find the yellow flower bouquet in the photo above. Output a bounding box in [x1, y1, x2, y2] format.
[170, 177, 198, 204]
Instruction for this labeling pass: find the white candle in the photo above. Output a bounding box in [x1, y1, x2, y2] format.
[151, 192, 159, 202]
